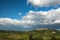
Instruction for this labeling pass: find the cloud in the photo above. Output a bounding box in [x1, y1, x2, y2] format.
[0, 18, 20, 26]
[54, 20, 60, 23]
[19, 13, 22, 16]
[0, 18, 34, 28]
[27, 0, 60, 7]
[24, 8, 60, 25]
[0, 8, 60, 28]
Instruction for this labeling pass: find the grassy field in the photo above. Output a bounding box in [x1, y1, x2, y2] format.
[0, 28, 60, 40]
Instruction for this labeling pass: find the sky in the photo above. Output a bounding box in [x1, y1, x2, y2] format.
[0, 0, 60, 31]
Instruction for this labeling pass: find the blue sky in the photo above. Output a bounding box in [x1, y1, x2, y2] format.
[0, 0, 60, 31]
[0, 0, 60, 19]
[0, 0, 27, 19]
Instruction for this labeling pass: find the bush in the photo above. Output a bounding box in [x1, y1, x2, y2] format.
[29, 34, 43, 40]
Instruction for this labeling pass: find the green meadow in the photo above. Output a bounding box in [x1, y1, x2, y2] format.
[0, 28, 60, 40]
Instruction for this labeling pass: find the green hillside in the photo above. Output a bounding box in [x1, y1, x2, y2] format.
[0, 28, 60, 40]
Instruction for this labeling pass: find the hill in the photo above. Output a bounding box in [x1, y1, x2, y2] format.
[0, 28, 60, 40]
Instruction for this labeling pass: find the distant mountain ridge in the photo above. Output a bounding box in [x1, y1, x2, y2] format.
[0, 23, 60, 31]
[36, 28, 51, 30]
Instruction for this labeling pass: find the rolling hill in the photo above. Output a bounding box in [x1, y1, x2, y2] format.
[0, 28, 60, 40]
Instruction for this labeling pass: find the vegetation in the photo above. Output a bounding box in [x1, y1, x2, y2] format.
[0, 28, 60, 40]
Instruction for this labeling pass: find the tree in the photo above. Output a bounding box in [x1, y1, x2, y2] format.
[29, 34, 34, 40]
[29, 34, 43, 40]
[51, 36, 57, 40]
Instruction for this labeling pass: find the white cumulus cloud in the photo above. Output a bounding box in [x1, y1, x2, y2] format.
[27, 0, 60, 7]
[0, 8, 60, 28]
